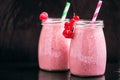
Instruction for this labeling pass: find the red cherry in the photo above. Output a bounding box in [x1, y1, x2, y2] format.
[73, 15, 80, 21]
[39, 12, 48, 20]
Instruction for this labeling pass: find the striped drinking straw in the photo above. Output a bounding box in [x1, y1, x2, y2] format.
[91, 0, 103, 22]
[61, 2, 71, 21]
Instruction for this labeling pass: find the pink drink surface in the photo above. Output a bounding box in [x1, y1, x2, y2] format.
[70, 26, 106, 76]
[38, 22, 70, 71]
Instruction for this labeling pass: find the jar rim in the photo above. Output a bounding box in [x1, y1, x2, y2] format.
[74, 19, 104, 28]
[75, 19, 103, 24]
[42, 18, 69, 25]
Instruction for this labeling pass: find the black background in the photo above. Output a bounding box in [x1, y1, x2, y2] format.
[0, 0, 120, 67]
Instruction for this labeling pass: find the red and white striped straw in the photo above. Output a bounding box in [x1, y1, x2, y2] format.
[91, 0, 103, 22]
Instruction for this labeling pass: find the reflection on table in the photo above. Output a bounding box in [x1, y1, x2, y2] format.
[38, 70, 70, 80]
[71, 75, 105, 80]
[38, 70, 105, 80]
[0, 63, 119, 80]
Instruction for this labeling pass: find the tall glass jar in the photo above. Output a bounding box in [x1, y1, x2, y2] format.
[38, 18, 70, 71]
[69, 20, 106, 76]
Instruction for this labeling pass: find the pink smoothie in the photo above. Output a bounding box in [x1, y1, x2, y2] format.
[70, 22, 106, 76]
[38, 19, 70, 71]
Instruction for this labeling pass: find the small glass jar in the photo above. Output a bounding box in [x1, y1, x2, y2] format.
[38, 18, 70, 71]
[69, 20, 106, 76]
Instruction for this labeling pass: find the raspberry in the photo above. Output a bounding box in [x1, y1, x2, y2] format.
[39, 12, 48, 20]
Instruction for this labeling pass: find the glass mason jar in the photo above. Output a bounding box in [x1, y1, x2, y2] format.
[69, 20, 106, 76]
[38, 18, 71, 71]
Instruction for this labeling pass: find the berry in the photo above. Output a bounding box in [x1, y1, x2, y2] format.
[64, 22, 74, 30]
[64, 22, 69, 30]
[63, 30, 73, 38]
[39, 12, 48, 20]
[63, 30, 69, 38]
[68, 25, 74, 31]
[70, 18, 76, 23]
[65, 22, 69, 26]
[63, 15, 80, 39]
[73, 15, 80, 21]
[69, 22, 74, 27]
